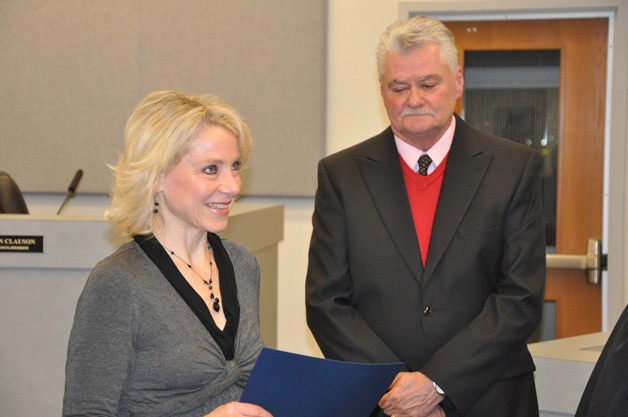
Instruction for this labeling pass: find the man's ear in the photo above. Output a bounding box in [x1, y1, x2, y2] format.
[455, 67, 464, 99]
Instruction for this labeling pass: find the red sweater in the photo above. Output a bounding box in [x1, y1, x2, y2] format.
[400, 154, 448, 267]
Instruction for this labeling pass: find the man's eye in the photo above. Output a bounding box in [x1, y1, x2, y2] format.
[392, 87, 408, 93]
[202, 165, 218, 174]
[231, 161, 242, 171]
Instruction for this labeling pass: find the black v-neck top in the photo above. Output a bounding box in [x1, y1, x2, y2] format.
[134, 233, 240, 360]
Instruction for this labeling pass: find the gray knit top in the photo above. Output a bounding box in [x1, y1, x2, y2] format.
[62, 237, 264, 417]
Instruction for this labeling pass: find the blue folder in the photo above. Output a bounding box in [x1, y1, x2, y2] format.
[241, 348, 404, 417]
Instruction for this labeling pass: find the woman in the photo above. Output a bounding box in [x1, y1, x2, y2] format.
[63, 91, 272, 417]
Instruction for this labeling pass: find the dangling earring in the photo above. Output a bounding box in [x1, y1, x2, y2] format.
[153, 195, 160, 214]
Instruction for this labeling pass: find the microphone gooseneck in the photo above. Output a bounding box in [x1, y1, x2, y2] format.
[57, 169, 83, 215]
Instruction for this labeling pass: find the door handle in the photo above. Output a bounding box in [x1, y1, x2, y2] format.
[546, 238, 602, 285]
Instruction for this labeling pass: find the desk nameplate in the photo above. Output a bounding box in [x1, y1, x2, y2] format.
[0, 235, 43, 253]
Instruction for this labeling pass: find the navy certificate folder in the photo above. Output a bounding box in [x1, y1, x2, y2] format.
[240, 348, 404, 417]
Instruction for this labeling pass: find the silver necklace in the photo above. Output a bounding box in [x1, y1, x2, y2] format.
[161, 243, 221, 312]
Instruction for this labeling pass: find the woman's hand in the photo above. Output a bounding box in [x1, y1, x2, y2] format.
[205, 401, 273, 417]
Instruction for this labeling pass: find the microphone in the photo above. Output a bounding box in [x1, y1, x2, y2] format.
[57, 169, 83, 215]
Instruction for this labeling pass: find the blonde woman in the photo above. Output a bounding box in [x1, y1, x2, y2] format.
[63, 91, 272, 417]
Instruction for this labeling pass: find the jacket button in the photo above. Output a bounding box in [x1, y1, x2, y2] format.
[423, 306, 433, 316]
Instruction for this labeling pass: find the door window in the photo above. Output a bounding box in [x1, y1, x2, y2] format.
[463, 49, 560, 249]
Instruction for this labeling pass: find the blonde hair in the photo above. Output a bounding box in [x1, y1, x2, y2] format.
[376, 15, 459, 80]
[106, 90, 252, 236]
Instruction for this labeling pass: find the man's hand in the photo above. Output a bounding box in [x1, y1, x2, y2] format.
[378, 372, 443, 417]
[427, 405, 446, 417]
[205, 402, 273, 417]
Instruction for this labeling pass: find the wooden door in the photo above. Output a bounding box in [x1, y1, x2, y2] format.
[445, 19, 607, 339]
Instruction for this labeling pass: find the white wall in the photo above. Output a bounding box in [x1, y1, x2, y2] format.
[21, 0, 628, 360]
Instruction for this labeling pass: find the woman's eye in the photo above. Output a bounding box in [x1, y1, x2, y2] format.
[202, 165, 218, 175]
[231, 161, 242, 171]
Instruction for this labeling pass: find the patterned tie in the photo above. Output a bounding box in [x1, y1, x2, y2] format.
[417, 154, 432, 176]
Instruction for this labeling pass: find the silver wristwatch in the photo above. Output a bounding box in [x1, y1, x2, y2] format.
[433, 381, 445, 397]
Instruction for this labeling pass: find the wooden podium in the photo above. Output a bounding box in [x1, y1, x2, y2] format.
[0, 203, 282, 417]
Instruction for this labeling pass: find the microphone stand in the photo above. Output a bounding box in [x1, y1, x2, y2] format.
[57, 169, 83, 215]
[56, 192, 76, 215]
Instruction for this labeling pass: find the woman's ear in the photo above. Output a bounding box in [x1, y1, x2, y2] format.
[155, 172, 165, 193]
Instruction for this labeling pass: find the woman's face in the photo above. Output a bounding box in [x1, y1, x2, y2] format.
[157, 124, 241, 235]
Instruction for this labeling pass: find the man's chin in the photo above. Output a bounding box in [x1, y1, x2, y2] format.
[401, 121, 431, 135]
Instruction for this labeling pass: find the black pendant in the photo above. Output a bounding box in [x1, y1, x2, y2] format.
[213, 298, 220, 312]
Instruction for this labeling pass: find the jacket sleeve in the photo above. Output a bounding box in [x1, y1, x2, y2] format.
[306, 158, 403, 364]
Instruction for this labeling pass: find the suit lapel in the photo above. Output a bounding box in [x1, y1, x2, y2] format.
[423, 119, 492, 283]
[356, 129, 422, 281]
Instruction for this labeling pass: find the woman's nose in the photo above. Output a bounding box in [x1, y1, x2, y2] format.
[220, 171, 241, 196]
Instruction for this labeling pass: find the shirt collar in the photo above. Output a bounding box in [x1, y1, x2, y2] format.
[395, 115, 456, 173]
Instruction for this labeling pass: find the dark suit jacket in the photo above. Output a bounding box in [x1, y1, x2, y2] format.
[575, 304, 628, 417]
[306, 116, 546, 416]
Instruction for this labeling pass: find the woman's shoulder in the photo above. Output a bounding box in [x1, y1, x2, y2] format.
[86, 240, 153, 288]
[93, 239, 147, 270]
[76, 241, 150, 306]
[220, 237, 246, 253]
[220, 238, 256, 266]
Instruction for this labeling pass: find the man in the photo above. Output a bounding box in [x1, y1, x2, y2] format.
[306, 16, 545, 417]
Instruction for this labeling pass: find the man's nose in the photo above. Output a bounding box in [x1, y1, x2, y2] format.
[407, 87, 424, 106]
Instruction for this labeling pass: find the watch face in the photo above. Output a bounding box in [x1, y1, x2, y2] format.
[434, 382, 445, 396]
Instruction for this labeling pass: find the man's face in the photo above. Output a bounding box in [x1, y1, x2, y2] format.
[380, 43, 463, 150]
